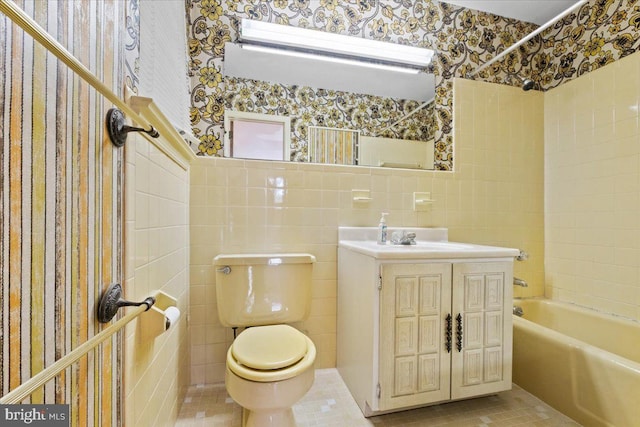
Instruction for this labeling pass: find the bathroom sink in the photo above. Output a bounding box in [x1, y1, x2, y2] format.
[339, 239, 519, 259]
[338, 227, 520, 260]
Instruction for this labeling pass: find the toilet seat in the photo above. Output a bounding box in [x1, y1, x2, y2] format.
[232, 324, 307, 370]
[227, 325, 316, 382]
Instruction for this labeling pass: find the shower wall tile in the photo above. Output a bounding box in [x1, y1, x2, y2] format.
[188, 77, 545, 384]
[545, 51, 640, 321]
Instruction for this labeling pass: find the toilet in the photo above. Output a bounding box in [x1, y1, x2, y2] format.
[214, 253, 317, 427]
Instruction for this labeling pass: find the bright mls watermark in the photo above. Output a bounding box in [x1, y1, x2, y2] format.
[0, 405, 69, 426]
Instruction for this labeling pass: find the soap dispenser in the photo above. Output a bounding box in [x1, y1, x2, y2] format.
[377, 212, 389, 245]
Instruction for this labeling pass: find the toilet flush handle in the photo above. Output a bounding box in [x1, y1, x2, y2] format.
[217, 266, 232, 275]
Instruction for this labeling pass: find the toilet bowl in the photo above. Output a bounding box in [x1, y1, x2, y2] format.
[214, 253, 317, 427]
[225, 325, 316, 427]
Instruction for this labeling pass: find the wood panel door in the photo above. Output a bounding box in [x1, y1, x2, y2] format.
[451, 262, 513, 400]
[378, 263, 452, 411]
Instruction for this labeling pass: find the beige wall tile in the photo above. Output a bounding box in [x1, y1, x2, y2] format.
[544, 51, 640, 321]
[125, 135, 191, 426]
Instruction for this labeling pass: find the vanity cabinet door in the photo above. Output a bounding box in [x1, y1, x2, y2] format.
[450, 262, 513, 400]
[378, 263, 452, 411]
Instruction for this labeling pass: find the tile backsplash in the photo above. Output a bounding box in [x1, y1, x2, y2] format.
[188, 78, 544, 384]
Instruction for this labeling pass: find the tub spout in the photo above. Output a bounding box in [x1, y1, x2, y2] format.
[513, 306, 524, 317]
[514, 277, 528, 287]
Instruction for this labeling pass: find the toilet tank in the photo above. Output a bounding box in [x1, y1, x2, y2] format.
[213, 253, 316, 327]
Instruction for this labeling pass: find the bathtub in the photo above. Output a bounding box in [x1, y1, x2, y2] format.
[512, 298, 640, 427]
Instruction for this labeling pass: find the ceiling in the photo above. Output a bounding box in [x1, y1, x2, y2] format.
[443, 1, 578, 25]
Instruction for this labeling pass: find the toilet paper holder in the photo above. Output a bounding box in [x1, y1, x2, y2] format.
[140, 290, 180, 340]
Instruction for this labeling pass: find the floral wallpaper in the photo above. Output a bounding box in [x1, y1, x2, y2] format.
[124, 0, 140, 94]
[186, 0, 640, 170]
[223, 76, 435, 161]
[535, 0, 640, 90]
[470, 0, 640, 89]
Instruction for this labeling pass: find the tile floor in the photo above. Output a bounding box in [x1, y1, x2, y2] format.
[175, 369, 580, 427]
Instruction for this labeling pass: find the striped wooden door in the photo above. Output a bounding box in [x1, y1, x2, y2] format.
[1, 1, 125, 425]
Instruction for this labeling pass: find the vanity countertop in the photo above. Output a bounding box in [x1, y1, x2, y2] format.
[338, 227, 520, 260]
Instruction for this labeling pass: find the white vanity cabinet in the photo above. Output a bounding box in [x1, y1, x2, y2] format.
[378, 261, 512, 411]
[337, 227, 517, 416]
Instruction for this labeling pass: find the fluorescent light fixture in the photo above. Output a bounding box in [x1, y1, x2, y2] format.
[241, 44, 422, 74]
[239, 19, 434, 70]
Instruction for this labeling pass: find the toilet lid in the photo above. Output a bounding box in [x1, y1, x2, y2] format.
[232, 325, 307, 370]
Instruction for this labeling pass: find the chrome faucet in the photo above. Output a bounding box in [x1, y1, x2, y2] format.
[390, 231, 416, 245]
[513, 306, 524, 317]
[513, 277, 528, 287]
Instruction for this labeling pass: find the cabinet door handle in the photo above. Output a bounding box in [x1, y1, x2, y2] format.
[456, 313, 463, 352]
[445, 314, 452, 353]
